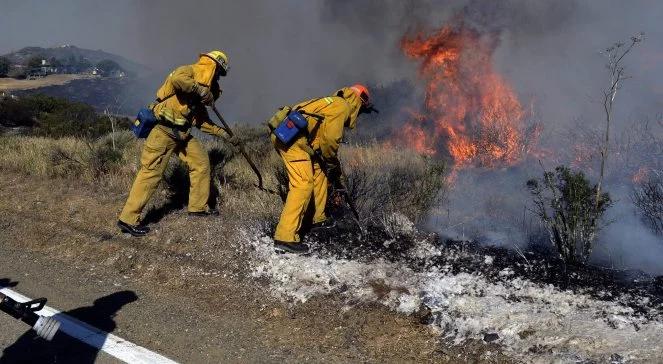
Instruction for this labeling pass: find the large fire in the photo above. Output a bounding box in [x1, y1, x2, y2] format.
[398, 24, 532, 168]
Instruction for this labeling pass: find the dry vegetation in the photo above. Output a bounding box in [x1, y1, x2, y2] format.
[0, 126, 447, 230]
[632, 171, 663, 236]
[0, 128, 457, 363]
[0, 74, 91, 91]
[342, 144, 446, 226]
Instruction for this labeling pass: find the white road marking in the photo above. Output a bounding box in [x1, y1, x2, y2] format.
[0, 287, 178, 364]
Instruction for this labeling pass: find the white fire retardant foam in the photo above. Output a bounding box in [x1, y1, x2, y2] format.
[241, 226, 663, 363]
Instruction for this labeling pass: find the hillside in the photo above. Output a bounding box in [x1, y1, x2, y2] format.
[2, 45, 147, 75]
[0, 74, 91, 92]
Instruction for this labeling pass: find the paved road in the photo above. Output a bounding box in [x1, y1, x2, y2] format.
[0, 243, 255, 363]
[0, 246, 174, 363]
[0, 240, 326, 363]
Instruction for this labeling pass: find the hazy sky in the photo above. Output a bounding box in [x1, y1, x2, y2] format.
[1, 0, 662, 125]
[0, 0, 140, 58]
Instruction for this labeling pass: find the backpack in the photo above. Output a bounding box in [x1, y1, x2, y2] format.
[266, 100, 325, 146]
[131, 93, 176, 139]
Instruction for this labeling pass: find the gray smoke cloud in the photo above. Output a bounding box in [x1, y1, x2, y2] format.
[319, 0, 663, 273]
[1, 0, 661, 272]
[2, 0, 662, 123]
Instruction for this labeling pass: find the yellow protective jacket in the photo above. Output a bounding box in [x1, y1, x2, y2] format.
[291, 87, 363, 161]
[152, 55, 228, 138]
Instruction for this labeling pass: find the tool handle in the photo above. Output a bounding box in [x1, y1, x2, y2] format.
[210, 106, 264, 190]
[210, 106, 235, 137]
[237, 144, 265, 190]
[315, 153, 364, 234]
[343, 190, 361, 221]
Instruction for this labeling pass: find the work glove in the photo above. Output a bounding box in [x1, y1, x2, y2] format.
[335, 172, 349, 191]
[193, 84, 214, 106]
[199, 87, 214, 106]
[323, 157, 347, 190]
[226, 134, 241, 146]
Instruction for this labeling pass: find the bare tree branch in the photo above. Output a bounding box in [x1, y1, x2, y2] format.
[595, 32, 644, 208]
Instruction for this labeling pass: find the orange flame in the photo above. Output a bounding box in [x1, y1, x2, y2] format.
[632, 167, 650, 184]
[397, 25, 531, 168]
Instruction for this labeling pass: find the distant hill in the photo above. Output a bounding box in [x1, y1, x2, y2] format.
[2, 45, 147, 75]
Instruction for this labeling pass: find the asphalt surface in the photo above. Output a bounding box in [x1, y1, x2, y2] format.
[0, 246, 158, 363]
[0, 243, 247, 363]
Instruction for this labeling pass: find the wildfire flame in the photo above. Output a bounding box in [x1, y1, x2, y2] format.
[398, 24, 532, 168]
[632, 166, 650, 184]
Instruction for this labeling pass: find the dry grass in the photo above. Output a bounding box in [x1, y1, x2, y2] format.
[342, 144, 447, 226]
[0, 131, 140, 190]
[632, 170, 663, 236]
[0, 129, 446, 227]
[0, 74, 91, 91]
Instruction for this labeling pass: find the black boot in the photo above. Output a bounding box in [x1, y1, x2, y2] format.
[311, 219, 336, 231]
[274, 240, 310, 255]
[117, 220, 150, 237]
[188, 208, 219, 217]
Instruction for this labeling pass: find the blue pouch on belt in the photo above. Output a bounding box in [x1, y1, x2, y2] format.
[132, 108, 158, 138]
[273, 110, 308, 145]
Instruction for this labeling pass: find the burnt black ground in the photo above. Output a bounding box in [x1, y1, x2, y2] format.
[303, 213, 663, 322]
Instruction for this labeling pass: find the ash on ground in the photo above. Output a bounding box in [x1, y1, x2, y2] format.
[242, 216, 663, 363]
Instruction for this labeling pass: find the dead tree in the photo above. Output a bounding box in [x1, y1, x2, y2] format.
[103, 95, 127, 150]
[595, 33, 644, 207]
[632, 170, 663, 235]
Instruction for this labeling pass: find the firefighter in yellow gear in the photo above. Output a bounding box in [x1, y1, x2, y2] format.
[271, 84, 371, 254]
[118, 51, 235, 236]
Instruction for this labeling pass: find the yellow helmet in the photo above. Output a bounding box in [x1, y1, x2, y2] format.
[201, 50, 229, 75]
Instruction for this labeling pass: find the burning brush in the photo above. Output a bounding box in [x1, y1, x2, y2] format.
[397, 23, 539, 169]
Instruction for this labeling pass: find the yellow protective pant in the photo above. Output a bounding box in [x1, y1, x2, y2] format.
[119, 125, 211, 225]
[274, 144, 328, 243]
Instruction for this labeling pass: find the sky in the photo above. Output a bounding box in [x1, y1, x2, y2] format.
[2, 0, 662, 125]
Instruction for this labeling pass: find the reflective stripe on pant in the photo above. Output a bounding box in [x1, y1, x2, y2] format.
[119, 125, 211, 225]
[274, 144, 328, 243]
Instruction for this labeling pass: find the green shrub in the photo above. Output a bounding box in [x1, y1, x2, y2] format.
[95, 59, 123, 76]
[35, 100, 130, 139]
[0, 97, 36, 127]
[26, 55, 44, 69]
[0, 94, 131, 139]
[0, 57, 10, 77]
[527, 165, 612, 265]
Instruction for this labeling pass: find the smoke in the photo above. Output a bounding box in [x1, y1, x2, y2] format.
[596, 190, 663, 275]
[127, 0, 422, 123]
[1, 1, 661, 271]
[319, 0, 663, 273]
[3, 1, 662, 125]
